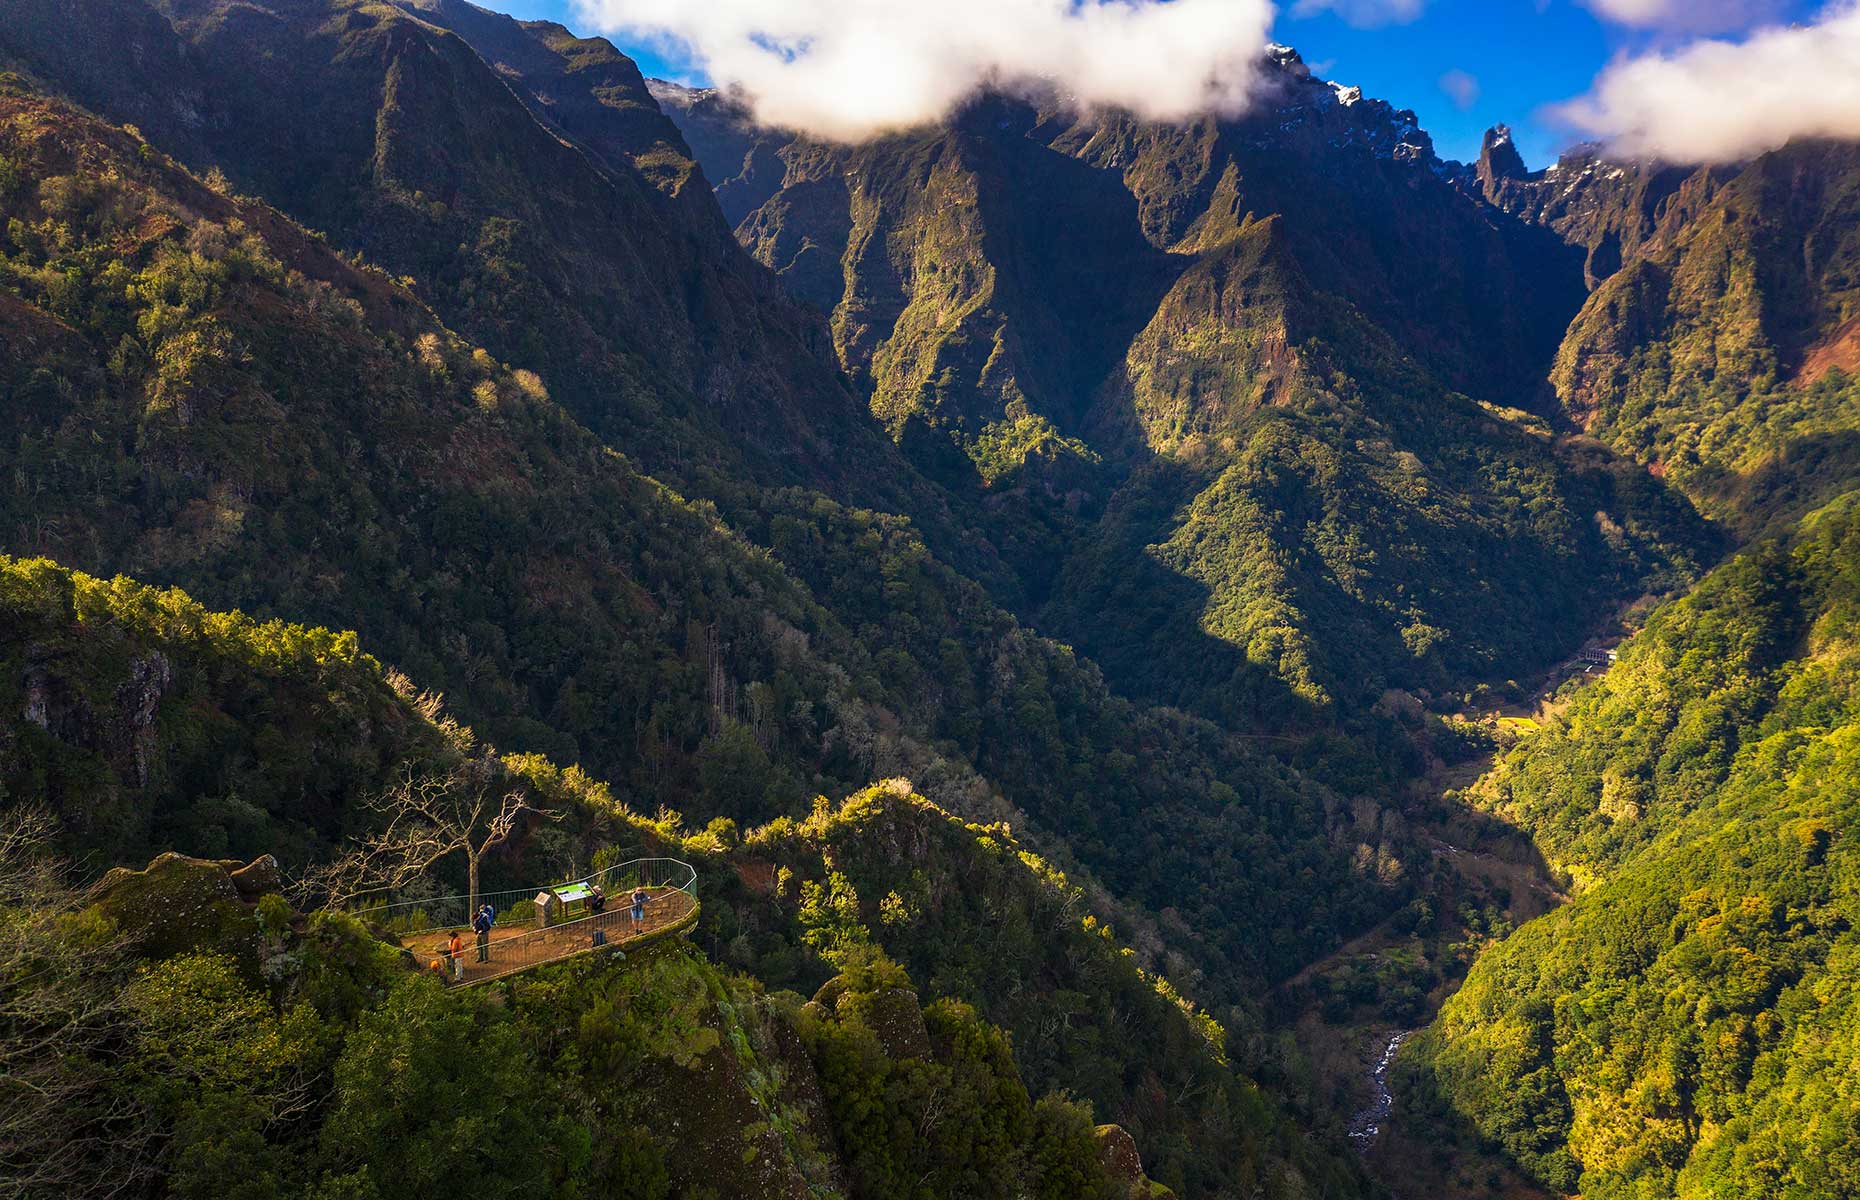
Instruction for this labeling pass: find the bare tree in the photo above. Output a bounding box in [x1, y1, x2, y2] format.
[0, 809, 157, 1200]
[306, 757, 555, 916]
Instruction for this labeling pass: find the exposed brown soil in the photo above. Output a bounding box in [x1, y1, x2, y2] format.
[1795, 313, 1860, 386]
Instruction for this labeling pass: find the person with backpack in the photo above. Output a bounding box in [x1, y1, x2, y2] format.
[472, 904, 494, 962]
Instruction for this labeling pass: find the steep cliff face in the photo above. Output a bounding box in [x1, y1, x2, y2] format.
[1478, 131, 1860, 531]
[655, 54, 1705, 717]
[0, 0, 927, 514]
[664, 49, 1586, 451]
[1473, 127, 1704, 291]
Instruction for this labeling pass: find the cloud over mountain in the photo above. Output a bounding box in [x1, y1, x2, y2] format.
[1558, 1, 1860, 162]
[571, 0, 1274, 140]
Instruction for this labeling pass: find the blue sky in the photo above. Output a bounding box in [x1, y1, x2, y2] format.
[484, 0, 1826, 167]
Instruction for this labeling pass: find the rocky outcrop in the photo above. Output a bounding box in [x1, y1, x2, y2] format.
[1095, 1123, 1174, 1198]
[228, 853, 284, 899]
[1475, 124, 1527, 188]
[841, 986, 933, 1061]
[1097, 1122, 1144, 1181]
[91, 851, 268, 965]
[810, 973, 933, 1060]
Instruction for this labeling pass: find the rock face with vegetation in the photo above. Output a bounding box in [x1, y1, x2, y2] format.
[1479, 133, 1860, 536]
[657, 53, 1713, 725]
[5, 0, 1860, 1197]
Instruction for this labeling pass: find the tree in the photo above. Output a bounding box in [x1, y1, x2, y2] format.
[315, 977, 590, 1197]
[0, 808, 156, 1199]
[306, 757, 554, 917]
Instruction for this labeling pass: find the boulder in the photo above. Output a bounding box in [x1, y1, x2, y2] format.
[228, 853, 283, 899]
[1096, 1123, 1143, 1183]
[91, 851, 260, 967]
[839, 986, 931, 1061]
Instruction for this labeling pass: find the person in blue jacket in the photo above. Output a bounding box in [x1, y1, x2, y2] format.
[472, 904, 494, 962]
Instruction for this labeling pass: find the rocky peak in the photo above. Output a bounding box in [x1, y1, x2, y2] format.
[1264, 42, 1313, 80]
[1478, 123, 1528, 184]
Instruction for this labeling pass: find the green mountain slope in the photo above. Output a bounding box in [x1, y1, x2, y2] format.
[1045, 212, 1706, 723]
[0, 552, 1363, 1197]
[6, 843, 1180, 1200]
[1402, 493, 1860, 1198]
[0, 77, 885, 819]
[0, 0, 853, 481]
[15, 4, 1860, 1195]
[0, 68, 1392, 1028]
[1487, 135, 1860, 535]
[661, 63, 1712, 720]
[0, 0, 1042, 616]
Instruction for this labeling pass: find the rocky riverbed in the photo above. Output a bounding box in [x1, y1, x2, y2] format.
[1348, 1029, 1411, 1154]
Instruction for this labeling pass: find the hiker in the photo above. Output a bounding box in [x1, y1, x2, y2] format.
[588, 884, 606, 915]
[448, 930, 465, 980]
[472, 904, 494, 962]
[630, 886, 649, 931]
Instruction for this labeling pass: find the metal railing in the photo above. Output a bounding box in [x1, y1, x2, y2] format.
[350, 857, 696, 929]
[351, 858, 699, 986]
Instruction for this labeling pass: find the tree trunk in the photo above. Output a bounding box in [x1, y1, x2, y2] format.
[467, 851, 480, 922]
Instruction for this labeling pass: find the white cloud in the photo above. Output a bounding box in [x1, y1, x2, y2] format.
[1439, 68, 1480, 110]
[1557, 2, 1860, 162]
[1291, 0, 1427, 27]
[574, 0, 1277, 141]
[1578, 0, 1785, 34]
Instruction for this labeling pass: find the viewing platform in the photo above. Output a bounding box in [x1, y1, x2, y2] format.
[353, 858, 698, 986]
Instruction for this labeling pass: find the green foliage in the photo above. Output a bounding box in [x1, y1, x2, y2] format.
[1552, 143, 1860, 535]
[122, 952, 325, 1200]
[713, 782, 1365, 1199]
[1029, 1095, 1125, 1200]
[1415, 493, 1860, 1199]
[797, 953, 1132, 1200]
[0, 554, 442, 867]
[289, 910, 413, 1026]
[739, 495, 1398, 989]
[317, 977, 593, 1198]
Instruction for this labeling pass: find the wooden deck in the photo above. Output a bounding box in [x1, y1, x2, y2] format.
[405, 886, 697, 985]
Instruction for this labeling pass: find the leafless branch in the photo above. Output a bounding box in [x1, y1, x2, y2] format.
[0, 808, 157, 1200]
[296, 759, 556, 910]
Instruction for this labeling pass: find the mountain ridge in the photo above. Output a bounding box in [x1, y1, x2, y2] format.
[8, 7, 1860, 1197]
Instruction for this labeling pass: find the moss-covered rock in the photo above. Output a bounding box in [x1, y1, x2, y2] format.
[228, 853, 283, 900]
[1098, 1123, 1143, 1183]
[837, 985, 931, 1061]
[91, 851, 260, 969]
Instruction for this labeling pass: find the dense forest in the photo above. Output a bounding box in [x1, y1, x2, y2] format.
[1403, 494, 1860, 1198]
[6, 0, 1860, 1196]
[0, 554, 1352, 1198]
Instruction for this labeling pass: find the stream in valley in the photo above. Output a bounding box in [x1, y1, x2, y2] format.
[1347, 1029, 1412, 1154]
